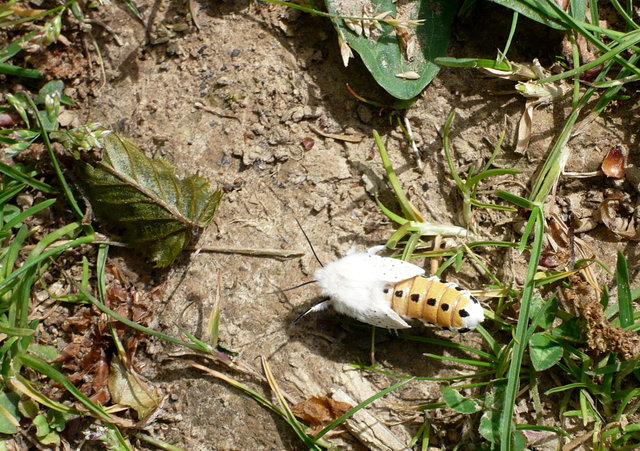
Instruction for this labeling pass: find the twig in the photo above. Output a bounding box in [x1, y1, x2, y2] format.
[402, 115, 423, 170]
[308, 125, 363, 143]
[194, 102, 240, 121]
[192, 246, 305, 258]
[20, 239, 304, 259]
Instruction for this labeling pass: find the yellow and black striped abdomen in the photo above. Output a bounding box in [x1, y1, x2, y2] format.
[384, 276, 482, 332]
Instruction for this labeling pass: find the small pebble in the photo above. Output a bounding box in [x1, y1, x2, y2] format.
[230, 49, 241, 58]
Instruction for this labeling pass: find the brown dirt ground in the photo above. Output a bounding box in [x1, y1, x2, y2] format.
[8, 0, 640, 449]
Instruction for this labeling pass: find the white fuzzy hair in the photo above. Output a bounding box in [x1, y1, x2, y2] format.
[314, 246, 424, 329]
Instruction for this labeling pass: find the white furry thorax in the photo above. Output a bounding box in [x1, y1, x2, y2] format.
[314, 246, 425, 329]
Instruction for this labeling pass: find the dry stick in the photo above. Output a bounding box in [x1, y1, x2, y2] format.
[430, 235, 443, 276]
[402, 115, 423, 170]
[308, 124, 364, 143]
[194, 102, 241, 121]
[188, 0, 200, 30]
[20, 239, 304, 258]
[191, 246, 305, 258]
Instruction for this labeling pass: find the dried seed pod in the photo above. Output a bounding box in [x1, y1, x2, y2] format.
[601, 144, 626, 178]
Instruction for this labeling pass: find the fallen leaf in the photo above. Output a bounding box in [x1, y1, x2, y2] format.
[71, 133, 222, 267]
[292, 396, 351, 429]
[108, 357, 162, 420]
[599, 193, 640, 241]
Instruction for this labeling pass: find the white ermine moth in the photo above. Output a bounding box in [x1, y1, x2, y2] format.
[304, 246, 484, 332]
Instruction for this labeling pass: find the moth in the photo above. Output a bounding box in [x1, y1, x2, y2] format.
[297, 246, 484, 332]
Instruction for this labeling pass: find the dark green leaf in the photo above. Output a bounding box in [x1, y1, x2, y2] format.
[529, 332, 563, 371]
[551, 317, 584, 342]
[487, 0, 566, 29]
[528, 296, 557, 330]
[46, 409, 69, 432]
[325, 0, 460, 99]
[73, 133, 222, 267]
[35, 80, 64, 105]
[442, 386, 480, 414]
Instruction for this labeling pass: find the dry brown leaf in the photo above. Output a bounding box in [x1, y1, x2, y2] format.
[516, 100, 535, 154]
[108, 357, 163, 420]
[599, 193, 640, 241]
[292, 396, 352, 433]
[601, 145, 626, 178]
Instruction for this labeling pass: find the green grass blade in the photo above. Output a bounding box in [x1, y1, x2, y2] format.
[616, 250, 633, 328]
[499, 207, 544, 450]
[350, 363, 495, 381]
[0, 162, 54, 193]
[1, 199, 56, 231]
[424, 353, 494, 368]
[8, 375, 77, 414]
[496, 191, 534, 210]
[0, 62, 41, 79]
[0, 226, 94, 296]
[25, 95, 84, 220]
[77, 285, 217, 355]
[468, 168, 521, 186]
[0, 183, 25, 205]
[2, 224, 28, 279]
[17, 354, 112, 420]
[373, 129, 420, 220]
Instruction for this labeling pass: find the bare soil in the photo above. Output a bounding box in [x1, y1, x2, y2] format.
[10, 0, 640, 449]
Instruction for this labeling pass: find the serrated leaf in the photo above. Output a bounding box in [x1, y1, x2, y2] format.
[529, 332, 563, 371]
[74, 133, 222, 267]
[442, 386, 480, 414]
[325, 0, 460, 99]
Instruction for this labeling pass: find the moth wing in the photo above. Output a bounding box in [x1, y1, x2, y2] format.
[369, 254, 425, 284]
[360, 304, 411, 329]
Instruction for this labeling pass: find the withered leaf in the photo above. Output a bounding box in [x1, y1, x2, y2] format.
[292, 396, 352, 427]
[599, 193, 640, 241]
[108, 357, 162, 420]
[565, 274, 640, 359]
[73, 133, 222, 267]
